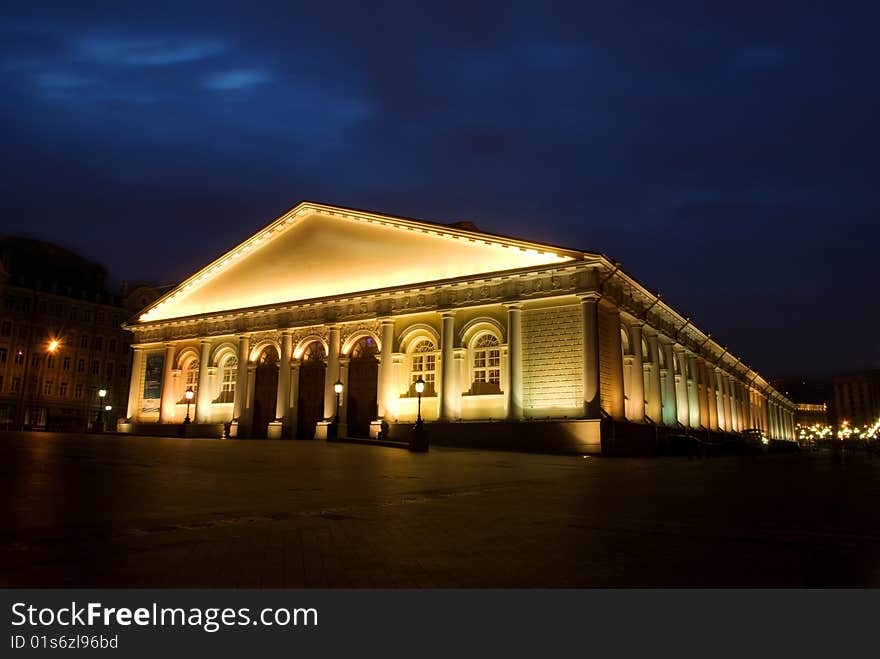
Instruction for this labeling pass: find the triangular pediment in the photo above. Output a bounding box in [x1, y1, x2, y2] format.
[137, 202, 578, 322]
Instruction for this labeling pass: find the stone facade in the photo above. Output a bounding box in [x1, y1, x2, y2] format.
[120, 201, 797, 452]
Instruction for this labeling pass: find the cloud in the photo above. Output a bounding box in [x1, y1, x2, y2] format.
[204, 69, 272, 91]
[77, 36, 225, 67]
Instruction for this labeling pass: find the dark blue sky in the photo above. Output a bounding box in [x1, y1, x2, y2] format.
[1, 2, 877, 377]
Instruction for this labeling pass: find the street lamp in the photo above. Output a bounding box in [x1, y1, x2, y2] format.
[184, 387, 194, 424]
[333, 380, 343, 423]
[414, 376, 425, 429]
[94, 388, 107, 432]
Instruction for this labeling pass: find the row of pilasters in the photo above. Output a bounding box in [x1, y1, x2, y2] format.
[126, 302, 798, 439]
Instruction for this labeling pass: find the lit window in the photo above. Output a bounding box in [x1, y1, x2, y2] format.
[409, 339, 436, 396]
[181, 358, 199, 402]
[215, 356, 237, 403]
[471, 334, 501, 394]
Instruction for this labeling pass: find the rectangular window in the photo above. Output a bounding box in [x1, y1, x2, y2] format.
[38, 300, 47, 313]
[44, 380, 53, 396]
[0, 375, 3, 391]
[96, 312, 104, 324]
[47, 355, 55, 369]
[83, 310, 92, 322]
[94, 336, 103, 351]
[63, 356, 71, 371]
[105, 363, 113, 378]
[31, 355, 40, 367]
[59, 382, 68, 396]
[0, 348, 6, 363]
[3, 296, 13, 311]
[0, 321, 10, 336]
[12, 377, 20, 393]
[119, 365, 127, 379]
[77, 359, 85, 373]
[69, 307, 77, 321]
[75, 383, 82, 398]
[108, 339, 116, 353]
[91, 360, 100, 375]
[14, 350, 24, 366]
[81, 335, 89, 349]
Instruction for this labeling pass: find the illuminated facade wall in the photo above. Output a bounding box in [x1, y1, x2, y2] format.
[121, 201, 797, 449]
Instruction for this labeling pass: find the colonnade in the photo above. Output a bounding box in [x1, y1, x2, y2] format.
[125, 299, 797, 440]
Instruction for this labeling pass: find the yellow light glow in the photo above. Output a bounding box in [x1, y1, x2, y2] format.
[48, 340, 60, 352]
[138, 207, 573, 322]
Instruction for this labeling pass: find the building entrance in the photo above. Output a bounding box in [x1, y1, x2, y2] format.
[297, 342, 326, 439]
[251, 346, 278, 438]
[346, 337, 378, 438]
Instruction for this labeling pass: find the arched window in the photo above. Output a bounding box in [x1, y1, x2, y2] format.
[215, 355, 237, 403]
[350, 336, 378, 359]
[409, 339, 436, 396]
[471, 334, 501, 395]
[620, 327, 631, 355]
[302, 342, 326, 362]
[181, 357, 199, 402]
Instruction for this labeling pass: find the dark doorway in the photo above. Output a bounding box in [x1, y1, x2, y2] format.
[251, 346, 279, 438]
[297, 342, 326, 439]
[347, 336, 378, 438]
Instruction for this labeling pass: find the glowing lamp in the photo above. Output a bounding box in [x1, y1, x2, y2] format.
[334, 381, 343, 394]
[184, 388, 194, 401]
[98, 389, 107, 399]
[48, 340, 60, 352]
[104, 405, 112, 412]
[414, 377, 425, 394]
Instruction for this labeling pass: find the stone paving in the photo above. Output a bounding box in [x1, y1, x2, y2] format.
[2, 431, 878, 587]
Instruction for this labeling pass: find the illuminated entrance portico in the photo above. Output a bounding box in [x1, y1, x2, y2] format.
[121, 201, 796, 452]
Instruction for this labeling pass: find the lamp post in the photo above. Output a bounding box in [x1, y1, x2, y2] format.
[30, 339, 60, 430]
[414, 376, 425, 429]
[333, 380, 343, 423]
[184, 387, 194, 424]
[94, 388, 107, 432]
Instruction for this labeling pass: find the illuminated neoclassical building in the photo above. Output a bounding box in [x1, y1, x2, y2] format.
[120, 201, 797, 453]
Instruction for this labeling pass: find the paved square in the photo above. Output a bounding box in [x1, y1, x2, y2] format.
[2, 432, 878, 587]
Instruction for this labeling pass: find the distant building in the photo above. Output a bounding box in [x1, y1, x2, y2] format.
[120, 201, 797, 452]
[833, 370, 880, 427]
[0, 237, 162, 431]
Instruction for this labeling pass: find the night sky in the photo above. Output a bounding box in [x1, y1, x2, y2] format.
[2, 2, 877, 378]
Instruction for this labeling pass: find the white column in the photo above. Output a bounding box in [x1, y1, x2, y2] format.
[712, 366, 730, 432]
[727, 376, 738, 432]
[581, 294, 601, 418]
[158, 343, 176, 423]
[705, 361, 718, 431]
[338, 357, 350, 431]
[628, 322, 645, 422]
[696, 358, 709, 429]
[194, 340, 212, 423]
[126, 346, 145, 421]
[686, 354, 700, 428]
[506, 304, 523, 420]
[438, 312, 456, 421]
[377, 319, 395, 419]
[232, 335, 249, 421]
[645, 330, 662, 423]
[661, 341, 677, 425]
[674, 346, 689, 427]
[323, 326, 341, 420]
[275, 330, 293, 424]
[289, 359, 301, 435]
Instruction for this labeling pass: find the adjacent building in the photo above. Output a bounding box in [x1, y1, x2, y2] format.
[0, 237, 161, 431]
[119, 201, 797, 453]
[833, 370, 880, 427]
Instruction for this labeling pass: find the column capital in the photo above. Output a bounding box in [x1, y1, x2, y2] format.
[380, 318, 395, 327]
[503, 302, 523, 311]
[440, 310, 457, 319]
[578, 292, 601, 303]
